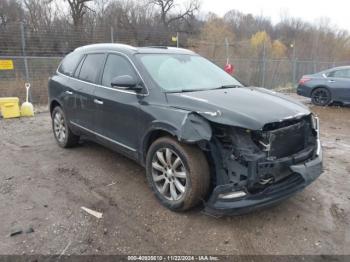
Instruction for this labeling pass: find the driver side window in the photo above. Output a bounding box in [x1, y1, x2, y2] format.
[102, 54, 137, 87]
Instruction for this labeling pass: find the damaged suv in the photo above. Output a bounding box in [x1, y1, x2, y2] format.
[49, 44, 323, 215]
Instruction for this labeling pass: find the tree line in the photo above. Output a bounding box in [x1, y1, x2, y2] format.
[1, 0, 350, 63]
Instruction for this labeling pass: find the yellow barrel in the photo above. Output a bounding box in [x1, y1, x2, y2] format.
[0, 97, 21, 119]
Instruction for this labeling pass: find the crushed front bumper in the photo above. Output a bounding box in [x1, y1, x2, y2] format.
[204, 144, 323, 216]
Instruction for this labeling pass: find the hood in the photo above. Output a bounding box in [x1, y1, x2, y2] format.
[166, 87, 310, 130]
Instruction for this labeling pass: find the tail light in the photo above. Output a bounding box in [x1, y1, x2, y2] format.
[299, 77, 311, 85]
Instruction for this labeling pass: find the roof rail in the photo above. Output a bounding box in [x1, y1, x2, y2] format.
[143, 46, 169, 49]
[74, 43, 137, 51]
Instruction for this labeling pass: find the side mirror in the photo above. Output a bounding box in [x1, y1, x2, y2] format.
[322, 73, 327, 79]
[111, 75, 142, 91]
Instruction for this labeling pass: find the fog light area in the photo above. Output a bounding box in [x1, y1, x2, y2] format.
[218, 191, 247, 199]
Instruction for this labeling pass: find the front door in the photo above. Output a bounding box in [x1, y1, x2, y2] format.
[93, 53, 143, 157]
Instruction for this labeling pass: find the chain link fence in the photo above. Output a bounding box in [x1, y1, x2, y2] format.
[1, 22, 349, 104]
[0, 56, 61, 104]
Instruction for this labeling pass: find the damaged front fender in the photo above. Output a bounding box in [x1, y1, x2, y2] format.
[179, 113, 212, 142]
[141, 105, 213, 164]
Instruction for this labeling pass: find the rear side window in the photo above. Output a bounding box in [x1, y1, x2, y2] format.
[78, 54, 105, 83]
[101, 54, 137, 87]
[329, 69, 350, 79]
[73, 56, 85, 78]
[58, 52, 83, 76]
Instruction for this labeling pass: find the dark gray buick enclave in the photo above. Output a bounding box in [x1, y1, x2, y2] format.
[48, 44, 323, 215]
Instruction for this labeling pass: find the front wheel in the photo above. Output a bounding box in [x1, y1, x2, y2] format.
[146, 137, 210, 212]
[51, 106, 79, 148]
[311, 87, 331, 106]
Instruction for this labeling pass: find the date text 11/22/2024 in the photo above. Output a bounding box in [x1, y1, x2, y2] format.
[127, 256, 220, 261]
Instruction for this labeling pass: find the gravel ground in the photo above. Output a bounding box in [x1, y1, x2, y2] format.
[0, 95, 349, 255]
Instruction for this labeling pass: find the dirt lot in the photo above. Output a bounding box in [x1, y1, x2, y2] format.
[0, 96, 349, 255]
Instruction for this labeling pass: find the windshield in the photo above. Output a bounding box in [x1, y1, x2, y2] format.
[136, 54, 243, 92]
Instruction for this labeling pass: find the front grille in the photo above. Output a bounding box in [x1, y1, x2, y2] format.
[269, 120, 308, 158]
[253, 116, 315, 160]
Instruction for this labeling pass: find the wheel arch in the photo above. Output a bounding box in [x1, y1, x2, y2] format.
[311, 85, 333, 104]
[311, 85, 332, 96]
[50, 99, 62, 116]
[140, 113, 213, 166]
[141, 124, 178, 166]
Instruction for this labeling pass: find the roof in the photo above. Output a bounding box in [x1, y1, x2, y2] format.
[327, 65, 350, 71]
[74, 43, 196, 55]
[319, 65, 350, 73]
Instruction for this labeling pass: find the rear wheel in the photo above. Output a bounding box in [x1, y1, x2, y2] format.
[146, 137, 210, 211]
[52, 106, 79, 148]
[311, 87, 331, 106]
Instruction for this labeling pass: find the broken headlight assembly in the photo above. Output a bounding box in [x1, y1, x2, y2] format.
[310, 114, 321, 156]
[204, 114, 323, 215]
[212, 114, 319, 193]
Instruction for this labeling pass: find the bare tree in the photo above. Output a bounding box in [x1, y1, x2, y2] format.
[24, 0, 56, 31]
[65, 0, 93, 27]
[0, 0, 22, 26]
[149, 0, 200, 29]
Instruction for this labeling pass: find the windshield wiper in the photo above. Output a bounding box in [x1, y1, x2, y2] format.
[167, 88, 208, 93]
[166, 85, 242, 93]
[181, 88, 209, 93]
[215, 84, 242, 89]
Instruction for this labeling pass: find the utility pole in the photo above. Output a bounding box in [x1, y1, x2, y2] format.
[110, 26, 114, 43]
[176, 32, 179, 48]
[20, 22, 29, 82]
[291, 40, 297, 86]
[19, 0, 32, 102]
[225, 37, 229, 64]
[262, 40, 266, 87]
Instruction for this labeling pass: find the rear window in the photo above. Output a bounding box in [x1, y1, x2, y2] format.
[78, 54, 105, 83]
[58, 52, 83, 76]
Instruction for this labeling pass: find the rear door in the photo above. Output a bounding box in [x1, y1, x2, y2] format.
[327, 69, 350, 102]
[56, 52, 84, 122]
[72, 53, 106, 131]
[93, 53, 142, 157]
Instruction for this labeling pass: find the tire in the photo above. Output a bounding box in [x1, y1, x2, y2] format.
[311, 87, 331, 106]
[146, 136, 210, 212]
[51, 106, 79, 148]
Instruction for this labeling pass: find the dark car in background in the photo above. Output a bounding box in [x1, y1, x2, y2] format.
[297, 66, 350, 106]
[48, 44, 323, 215]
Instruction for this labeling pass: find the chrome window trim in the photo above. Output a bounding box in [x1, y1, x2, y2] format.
[56, 50, 149, 96]
[70, 121, 137, 152]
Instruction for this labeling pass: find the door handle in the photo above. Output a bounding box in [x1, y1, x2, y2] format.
[65, 90, 73, 95]
[94, 99, 104, 105]
[328, 80, 336, 83]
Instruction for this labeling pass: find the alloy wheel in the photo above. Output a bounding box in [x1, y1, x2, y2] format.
[313, 89, 330, 105]
[151, 148, 187, 201]
[53, 111, 66, 143]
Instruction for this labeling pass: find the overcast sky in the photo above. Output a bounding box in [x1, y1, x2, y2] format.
[201, 0, 350, 31]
